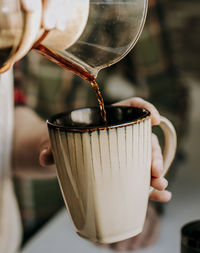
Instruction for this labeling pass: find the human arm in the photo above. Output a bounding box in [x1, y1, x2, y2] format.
[38, 96, 171, 201]
[13, 106, 54, 173]
[39, 97, 172, 198]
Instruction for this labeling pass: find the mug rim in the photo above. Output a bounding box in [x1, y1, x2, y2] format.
[47, 106, 151, 133]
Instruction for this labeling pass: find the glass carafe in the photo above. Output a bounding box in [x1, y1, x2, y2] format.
[0, 0, 148, 77]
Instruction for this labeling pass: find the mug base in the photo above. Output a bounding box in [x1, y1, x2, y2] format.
[77, 227, 143, 244]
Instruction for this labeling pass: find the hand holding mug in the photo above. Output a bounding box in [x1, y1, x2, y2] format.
[39, 96, 177, 244]
[114, 97, 173, 202]
[40, 97, 173, 203]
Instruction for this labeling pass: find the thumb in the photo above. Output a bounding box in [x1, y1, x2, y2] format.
[39, 145, 54, 167]
[21, 0, 42, 12]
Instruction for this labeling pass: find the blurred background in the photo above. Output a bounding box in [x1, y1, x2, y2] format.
[13, 0, 200, 251]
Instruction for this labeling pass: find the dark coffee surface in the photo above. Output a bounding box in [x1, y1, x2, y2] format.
[35, 46, 150, 131]
[48, 106, 150, 130]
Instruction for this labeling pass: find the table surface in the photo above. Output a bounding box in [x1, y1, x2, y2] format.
[21, 83, 200, 253]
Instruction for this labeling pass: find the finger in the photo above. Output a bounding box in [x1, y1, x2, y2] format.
[150, 190, 172, 202]
[56, 0, 69, 31]
[39, 146, 54, 167]
[151, 177, 168, 191]
[21, 0, 42, 12]
[151, 134, 163, 178]
[113, 97, 160, 125]
[42, 0, 62, 30]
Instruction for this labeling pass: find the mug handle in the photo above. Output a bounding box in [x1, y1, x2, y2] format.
[149, 116, 177, 194]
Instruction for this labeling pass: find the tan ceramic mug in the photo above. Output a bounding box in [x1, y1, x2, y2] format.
[47, 106, 177, 244]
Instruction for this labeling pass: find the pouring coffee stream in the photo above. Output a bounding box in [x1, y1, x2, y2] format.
[34, 43, 108, 124]
[32, 29, 107, 124]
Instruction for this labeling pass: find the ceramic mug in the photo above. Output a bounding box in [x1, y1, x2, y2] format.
[47, 106, 177, 244]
